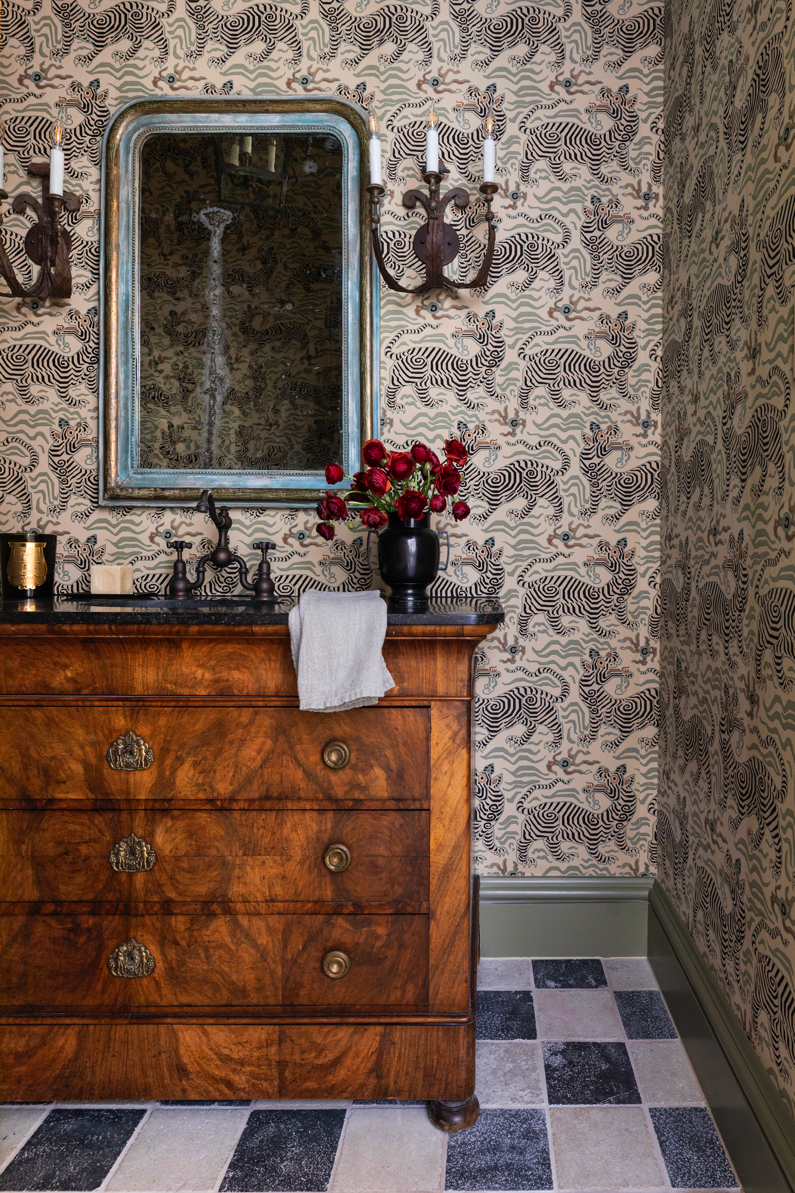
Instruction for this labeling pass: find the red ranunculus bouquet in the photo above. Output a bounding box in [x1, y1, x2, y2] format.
[316, 438, 471, 541]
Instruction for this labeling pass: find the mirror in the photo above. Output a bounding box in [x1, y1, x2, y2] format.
[100, 98, 377, 506]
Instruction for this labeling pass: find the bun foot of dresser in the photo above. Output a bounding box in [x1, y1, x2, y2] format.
[427, 1094, 480, 1133]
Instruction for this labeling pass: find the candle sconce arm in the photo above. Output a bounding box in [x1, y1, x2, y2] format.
[369, 171, 498, 294]
[0, 166, 79, 304]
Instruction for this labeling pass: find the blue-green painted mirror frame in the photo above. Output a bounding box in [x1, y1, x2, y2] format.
[99, 95, 378, 507]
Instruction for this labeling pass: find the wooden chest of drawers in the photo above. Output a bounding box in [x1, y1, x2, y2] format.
[0, 613, 497, 1129]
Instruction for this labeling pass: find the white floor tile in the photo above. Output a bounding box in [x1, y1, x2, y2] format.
[0, 1108, 50, 1171]
[535, 990, 625, 1040]
[475, 1041, 544, 1106]
[330, 1107, 444, 1192]
[105, 1108, 248, 1192]
[604, 958, 658, 990]
[628, 1040, 705, 1104]
[477, 958, 535, 990]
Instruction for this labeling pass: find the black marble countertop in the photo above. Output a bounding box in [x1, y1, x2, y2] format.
[0, 595, 504, 627]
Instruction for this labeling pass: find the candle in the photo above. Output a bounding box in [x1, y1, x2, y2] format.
[241, 134, 252, 157]
[368, 107, 382, 187]
[267, 137, 277, 173]
[0, 116, 4, 191]
[483, 114, 495, 183]
[425, 107, 439, 174]
[90, 564, 134, 595]
[50, 113, 64, 197]
[228, 137, 240, 166]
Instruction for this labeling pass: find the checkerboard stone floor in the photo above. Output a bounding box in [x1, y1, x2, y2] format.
[0, 958, 741, 1192]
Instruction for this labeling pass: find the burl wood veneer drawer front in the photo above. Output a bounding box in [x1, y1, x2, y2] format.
[0, 706, 429, 803]
[0, 810, 429, 904]
[0, 913, 428, 1008]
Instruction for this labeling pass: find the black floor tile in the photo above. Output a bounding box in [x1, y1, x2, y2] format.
[476, 990, 537, 1040]
[352, 1099, 425, 1105]
[543, 1041, 641, 1105]
[532, 959, 607, 989]
[158, 1100, 252, 1106]
[614, 989, 677, 1038]
[0, 1108, 144, 1192]
[445, 1108, 552, 1191]
[219, 1109, 346, 1192]
[650, 1107, 738, 1188]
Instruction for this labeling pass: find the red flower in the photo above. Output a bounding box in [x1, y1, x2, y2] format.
[411, 442, 433, 464]
[362, 439, 387, 466]
[360, 506, 388, 529]
[452, 500, 470, 522]
[435, 460, 462, 496]
[325, 493, 348, 520]
[395, 489, 428, 521]
[316, 498, 329, 520]
[444, 438, 468, 466]
[365, 467, 389, 496]
[325, 462, 344, 485]
[429, 493, 446, 513]
[317, 522, 335, 541]
[351, 470, 368, 491]
[388, 451, 415, 482]
[428, 450, 441, 473]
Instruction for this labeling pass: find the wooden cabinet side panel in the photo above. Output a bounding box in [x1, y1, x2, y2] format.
[429, 701, 472, 1014]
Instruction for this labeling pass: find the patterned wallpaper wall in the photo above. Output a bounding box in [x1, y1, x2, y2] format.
[661, 0, 795, 1119]
[0, 0, 662, 875]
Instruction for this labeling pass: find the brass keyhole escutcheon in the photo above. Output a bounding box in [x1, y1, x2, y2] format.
[323, 950, 351, 979]
[323, 843, 352, 873]
[322, 741, 350, 770]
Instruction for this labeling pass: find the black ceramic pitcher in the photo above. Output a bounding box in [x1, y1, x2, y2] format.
[374, 513, 450, 613]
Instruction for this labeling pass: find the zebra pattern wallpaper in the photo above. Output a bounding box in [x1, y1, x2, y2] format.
[0, 0, 662, 875]
[661, 0, 795, 1119]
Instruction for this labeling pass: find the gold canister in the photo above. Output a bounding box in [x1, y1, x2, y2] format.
[0, 533, 58, 601]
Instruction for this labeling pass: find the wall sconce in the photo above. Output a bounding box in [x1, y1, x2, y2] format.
[0, 113, 80, 305]
[367, 106, 498, 294]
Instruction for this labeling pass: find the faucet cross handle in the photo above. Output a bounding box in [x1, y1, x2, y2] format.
[167, 540, 196, 600]
[251, 541, 277, 603]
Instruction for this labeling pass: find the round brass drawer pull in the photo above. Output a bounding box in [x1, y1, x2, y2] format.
[322, 740, 350, 770]
[322, 950, 351, 979]
[323, 843, 352, 873]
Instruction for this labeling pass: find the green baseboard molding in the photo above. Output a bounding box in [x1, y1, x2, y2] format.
[479, 876, 653, 957]
[649, 880, 795, 1193]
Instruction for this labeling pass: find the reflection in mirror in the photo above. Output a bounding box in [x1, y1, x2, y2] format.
[139, 131, 344, 475]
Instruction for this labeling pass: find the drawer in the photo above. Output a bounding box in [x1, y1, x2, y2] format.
[0, 810, 429, 904]
[0, 705, 429, 803]
[0, 913, 428, 1009]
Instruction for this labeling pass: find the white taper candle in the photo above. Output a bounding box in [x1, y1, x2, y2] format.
[368, 107, 382, 186]
[426, 107, 439, 174]
[483, 115, 495, 183]
[50, 114, 65, 197]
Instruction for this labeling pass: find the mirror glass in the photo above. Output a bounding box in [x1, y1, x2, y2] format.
[139, 131, 343, 474]
[100, 98, 375, 506]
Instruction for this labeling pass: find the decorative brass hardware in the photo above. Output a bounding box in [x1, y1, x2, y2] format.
[109, 832, 157, 873]
[7, 540, 48, 590]
[106, 731, 154, 771]
[322, 950, 351, 979]
[323, 844, 352, 873]
[322, 741, 350, 770]
[107, 938, 156, 979]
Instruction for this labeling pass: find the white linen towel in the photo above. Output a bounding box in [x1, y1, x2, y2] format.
[288, 588, 395, 712]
